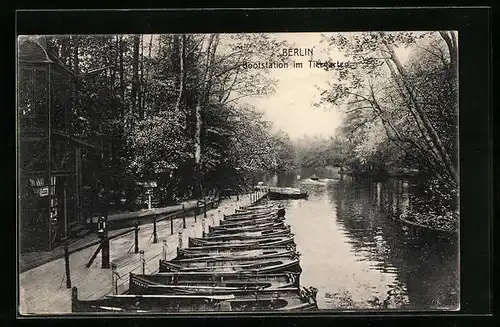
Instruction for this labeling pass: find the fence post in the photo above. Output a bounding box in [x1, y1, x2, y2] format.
[202, 218, 206, 237]
[140, 250, 145, 274]
[178, 231, 183, 249]
[101, 231, 110, 269]
[64, 238, 71, 288]
[194, 201, 198, 222]
[162, 239, 167, 260]
[134, 222, 139, 254]
[111, 263, 117, 295]
[204, 198, 207, 218]
[153, 217, 158, 243]
[170, 217, 174, 235]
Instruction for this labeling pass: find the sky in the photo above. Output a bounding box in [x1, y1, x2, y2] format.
[235, 32, 413, 141]
[238, 32, 343, 140]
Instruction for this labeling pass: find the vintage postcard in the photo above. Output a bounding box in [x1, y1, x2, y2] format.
[17, 31, 459, 315]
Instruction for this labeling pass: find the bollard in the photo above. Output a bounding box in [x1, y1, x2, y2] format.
[111, 263, 117, 295]
[170, 217, 174, 235]
[153, 217, 158, 243]
[64, 239, 71, 288]
[183, 215, 186, 229]
[178, 231, 183, 249]
[101, 232, 110, 269]
[162, 240, 167, 260]
[140, 250, 145, 274]
[204, 198, 207, 218]
[134, 222, 139, 253]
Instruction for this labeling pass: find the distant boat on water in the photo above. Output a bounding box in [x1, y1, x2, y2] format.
[309, 174, 319, 181]
[268, 187, 308, 200]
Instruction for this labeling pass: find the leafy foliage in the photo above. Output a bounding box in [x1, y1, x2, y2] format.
[38, 34, 295, 208]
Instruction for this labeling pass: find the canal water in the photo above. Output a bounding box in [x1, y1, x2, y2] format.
[261, 170, 459, 311]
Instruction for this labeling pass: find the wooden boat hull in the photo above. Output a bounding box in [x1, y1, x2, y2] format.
[177, 245, 295, 258]
[183, 241, 296, 252]
[207, 222, 287, 235]
[201, 229, 291, 241]
[268, 191, 308, 200]
[71, 287, 317, 312]
[188, 236, 295, 248]
[129, 272, 301, 290]
[223, 212, 277, 221]
[238, 204, 275, 211]
[172, 250, 298, 264]
[219, 216, 284, 227]
[226, 208, 277, 217]
[159, 258, 302, 274]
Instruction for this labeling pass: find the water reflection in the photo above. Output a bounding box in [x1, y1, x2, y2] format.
[270, 173, 459, 311]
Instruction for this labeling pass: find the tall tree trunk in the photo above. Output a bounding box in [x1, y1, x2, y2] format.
[174, 34, 186, 123]
[193, 34, 216, 198]
[137, 35, 144, 120]
[379, 32, 457, 182]
[119, 36, 125, 112]
[72, 36, 79, 75]
[111, 36, 118, 92]
[143, 34, 153, 118]
[131, 35, 140, 126]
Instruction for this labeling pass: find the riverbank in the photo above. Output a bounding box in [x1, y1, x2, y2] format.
[19, 192, 267, 315]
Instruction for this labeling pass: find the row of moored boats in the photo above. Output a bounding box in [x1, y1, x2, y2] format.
[72, 202, 318, 312]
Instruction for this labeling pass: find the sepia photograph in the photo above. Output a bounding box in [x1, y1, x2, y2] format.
[17, 31, 459, 315]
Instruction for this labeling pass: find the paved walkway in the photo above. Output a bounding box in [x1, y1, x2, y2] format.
[19, 192, 266, 315]
[20, 197, 217, 273]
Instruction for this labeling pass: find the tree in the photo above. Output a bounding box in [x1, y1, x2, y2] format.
[320, 32, 458, 187]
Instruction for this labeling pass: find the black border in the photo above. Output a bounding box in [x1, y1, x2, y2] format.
[10, 6, 494, 326]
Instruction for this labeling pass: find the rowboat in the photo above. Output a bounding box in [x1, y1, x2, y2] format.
[223, 211, 278, 221]
[129, 271, 301, 289]
[171, 250, 298, 265]
[176, 246, 295, 258]
[129, 273, 300, 294]
[188, 235, 295, 248]
[225, 208, 280, 218]
[159, 257, 302, 274]
[238, 204, 275, 211]
[207, 222, 286, 235]
[71, 286, 318, 312]
[206, 225, 289, 237]
[201, 229, 291, 241]
[234, 207, 285, 216]
[219, 216, 283, 227]
[268, 187, 308, 200]
[71, 288, 236, 312]
[182, 240, 296, 252]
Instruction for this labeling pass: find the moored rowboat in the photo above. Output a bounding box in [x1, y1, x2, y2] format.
[267, 187, 308, 200]
[201, 229, 291, 241]
[219, 216, 283, 227]
[188, 235, 295, 248]
[159, 257, 302, 274]
[171, 249, 298, 264]
[207, 222, 286, 235]
[71, 286, 318, 312]
[176, 247, 295, 258]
